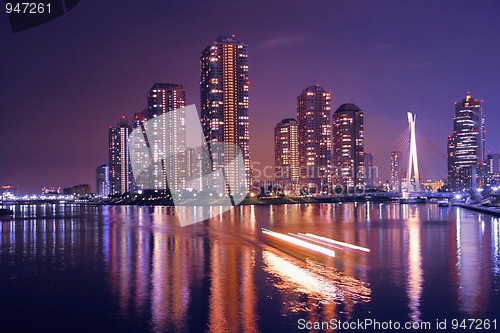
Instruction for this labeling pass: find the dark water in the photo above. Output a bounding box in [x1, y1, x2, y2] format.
[0, 203, 499, 332]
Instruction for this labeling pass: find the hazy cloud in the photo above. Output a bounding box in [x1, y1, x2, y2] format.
[259, 34, 309, 50]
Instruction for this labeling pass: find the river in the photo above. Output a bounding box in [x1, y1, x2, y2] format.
[0, 203, 499, 332]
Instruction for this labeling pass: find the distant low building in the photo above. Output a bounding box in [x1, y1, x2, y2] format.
[420, 180, 444, 192]
[63, 184, 91, 197]
[1, 185, 19, 198]
[41, 186, 61, 194]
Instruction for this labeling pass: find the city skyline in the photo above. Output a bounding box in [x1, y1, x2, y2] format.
[1, 1, 500, 193]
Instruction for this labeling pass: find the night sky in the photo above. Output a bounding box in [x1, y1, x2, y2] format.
[1, 0, 499, 194]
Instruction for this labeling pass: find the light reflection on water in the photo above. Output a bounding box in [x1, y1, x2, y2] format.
[0, 203, 499, 332]
[262, 250, 370, 306]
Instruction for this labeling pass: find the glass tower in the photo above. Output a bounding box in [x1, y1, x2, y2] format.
[447, 93, 485, 191]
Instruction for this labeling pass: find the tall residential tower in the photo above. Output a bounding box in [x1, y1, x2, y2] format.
[297, 85, 332, 193]
[274, 118, 299, 193]
[109, 118, 134, 195]
[200, 35, 250, 187]
[331, 103, 364, 190]
[130, 83, 187, 192]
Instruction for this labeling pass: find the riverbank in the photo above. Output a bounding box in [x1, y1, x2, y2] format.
[454, 203, 500, 217]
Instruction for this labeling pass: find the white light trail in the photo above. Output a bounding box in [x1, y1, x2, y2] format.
[300, 233, 370, 252]
[262, 229, 336, 258]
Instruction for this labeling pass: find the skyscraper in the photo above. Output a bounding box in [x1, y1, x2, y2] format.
[390, 151, 400, 191]
[130, 83, 187, 192]
[274, 118, 299, 193]
[146, 83, 186, 119]
[297, 85, 331, 193]
[109, 118, 134, 195]
[331, 103, 364, 190]
[447, 93, 485, 191]
[147, 83, 186, 192]
[200, 35, 250, 188]
[96, 164, 109, 196]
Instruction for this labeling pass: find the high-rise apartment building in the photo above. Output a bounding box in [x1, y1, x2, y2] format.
[147, 83, 186, 192]
[96, 164, 109, 196]
[274, 118, 299, 193]
[130, 83, 187, 192]
[200, 35, 250, 188]
[447, 93, 485, 191]
[297, 85, 331, 192]
[390, 151, 400, 191]
[331, 103, 364, 190]
[109, 118, 134, 195]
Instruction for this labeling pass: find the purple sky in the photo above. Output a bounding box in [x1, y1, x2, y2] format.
[1, 0, 499, 194]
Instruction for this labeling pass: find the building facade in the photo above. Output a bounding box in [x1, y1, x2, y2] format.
[390, 151, 400, 191]
[447, 93, 485, 191]
[96, 164, 109, 197]
[200, 35, 250, 189]
[130, 83, 187, 193]
[364, 152, 375, 188]
[109, 118, 134, 195]
[486, 153, 500, 186]
[297, 85, 332, 193]
[274, 118, 299, 194]
[331, 103, 364, 190]
[147, 83, 186, 193]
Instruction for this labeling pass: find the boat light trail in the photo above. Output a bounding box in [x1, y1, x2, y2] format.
[301, 233, 370, 252]
[262, 229, 336, 258]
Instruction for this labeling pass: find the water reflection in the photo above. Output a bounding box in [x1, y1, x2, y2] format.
[455, 209, 492, 316]
[0, 203, 499, 332]
[262, 250, 370, 303]
[404, 205, 423, 322]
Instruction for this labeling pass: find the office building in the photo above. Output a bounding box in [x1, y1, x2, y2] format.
[447, 93, 485, 191]
[200, 35, 250, 188]
[331, 103, 364, 190]
[274, 118, 299, 194]
[297, 85, 331, 193]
